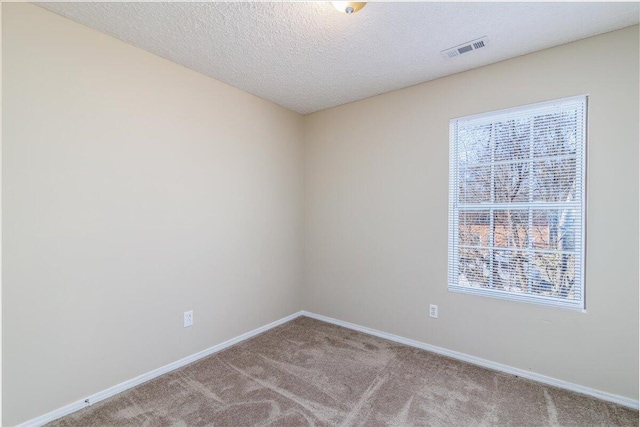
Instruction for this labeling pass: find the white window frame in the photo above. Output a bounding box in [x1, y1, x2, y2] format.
[448, 95, 587, 310]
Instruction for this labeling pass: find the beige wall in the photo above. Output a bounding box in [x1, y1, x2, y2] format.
[3, 4, 303, 425]
[304, 25, 639, 402]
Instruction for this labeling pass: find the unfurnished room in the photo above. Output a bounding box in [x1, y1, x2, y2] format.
[2, 2, 639, 426]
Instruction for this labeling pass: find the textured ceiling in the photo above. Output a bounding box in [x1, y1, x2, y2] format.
[38, 2, 639, 114]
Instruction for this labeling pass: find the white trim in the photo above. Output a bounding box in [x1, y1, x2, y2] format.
[301, 311, 639, 410]
[17, 311, 305, 427]
[17, 309, 637, 426]
[448, 95, 588, 311]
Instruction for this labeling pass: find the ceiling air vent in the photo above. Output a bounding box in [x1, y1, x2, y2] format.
[441, 37, 488, 59]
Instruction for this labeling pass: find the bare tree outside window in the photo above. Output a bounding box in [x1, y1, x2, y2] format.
[449, 96, 586, 309]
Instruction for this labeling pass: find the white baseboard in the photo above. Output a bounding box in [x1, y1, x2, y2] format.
[17, 309, 638, 426]
[17, 311, 305, 427]
[301, 311, 639, 410]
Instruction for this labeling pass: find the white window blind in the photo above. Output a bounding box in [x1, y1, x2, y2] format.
[448, 95, 587, 310]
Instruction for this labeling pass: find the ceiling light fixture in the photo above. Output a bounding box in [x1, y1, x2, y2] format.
[331, 2, 366, 14]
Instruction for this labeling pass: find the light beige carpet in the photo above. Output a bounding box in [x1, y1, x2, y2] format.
[48, 316, 638, 426]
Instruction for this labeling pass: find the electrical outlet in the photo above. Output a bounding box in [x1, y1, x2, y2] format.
[184, 310, 193, 328]
[429, 304, 438, 319]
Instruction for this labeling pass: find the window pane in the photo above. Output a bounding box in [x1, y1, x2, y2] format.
[532, 158, 577, 203]
[459, 165, 491, 203]
[494, 119, 531, 161]
[531, 252, 576, 298]
[492, 249, 529, 292]
[459, 211, 490, 246]
[493, 210, 529, 249]
[494, 162, 530, 203]
[532, 111, 579, 158]
[532, 209, 578, 252]
[458, 248, 490, 288]
[457, 124, 492, 165]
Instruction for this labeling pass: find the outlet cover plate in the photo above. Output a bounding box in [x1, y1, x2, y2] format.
[184, 310, 194, 327]
[429, 304, 438, 319]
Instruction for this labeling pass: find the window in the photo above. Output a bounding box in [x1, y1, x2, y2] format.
[448, 96, 586, 309]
